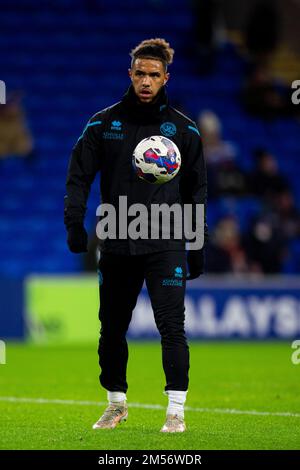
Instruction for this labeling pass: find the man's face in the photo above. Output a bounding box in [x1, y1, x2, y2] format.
[128, 58, 169, 103]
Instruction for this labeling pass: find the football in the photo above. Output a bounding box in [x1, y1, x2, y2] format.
[132, 135, 181, 184]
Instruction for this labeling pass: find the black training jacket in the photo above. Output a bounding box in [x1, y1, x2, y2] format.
[64, 84, 208, 255]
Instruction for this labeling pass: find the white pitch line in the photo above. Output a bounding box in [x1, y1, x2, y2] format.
[0, 396, 299, 419]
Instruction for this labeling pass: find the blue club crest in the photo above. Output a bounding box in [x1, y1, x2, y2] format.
[160, 122, 177, 137]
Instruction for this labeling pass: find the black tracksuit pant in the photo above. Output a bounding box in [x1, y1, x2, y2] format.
[97, 250, 189, 393]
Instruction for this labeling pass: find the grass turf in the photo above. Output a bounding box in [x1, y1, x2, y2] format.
[0, 341, 299, 450]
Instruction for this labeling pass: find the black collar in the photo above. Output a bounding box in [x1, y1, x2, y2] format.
[121, 84, 168, 123]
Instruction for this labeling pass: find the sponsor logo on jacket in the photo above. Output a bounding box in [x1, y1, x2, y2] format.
[103, 132, 124, 140]
[111, 120, 122, 131]
[103, 120, 124, 139]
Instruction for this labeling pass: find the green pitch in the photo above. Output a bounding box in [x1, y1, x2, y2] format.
[0, 341, 299, 450]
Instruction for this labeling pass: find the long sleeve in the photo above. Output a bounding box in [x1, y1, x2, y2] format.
[179, 123, 208, 249]
[64, 116, 103, 228]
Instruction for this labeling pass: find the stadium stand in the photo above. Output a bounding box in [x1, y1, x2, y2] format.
[0, 0, 299, 275]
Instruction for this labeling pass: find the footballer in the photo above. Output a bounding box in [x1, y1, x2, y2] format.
[64, 38, 207, 432]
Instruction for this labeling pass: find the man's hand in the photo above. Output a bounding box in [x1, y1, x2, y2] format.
[67, 223, 88, 253]
[186, 249, 204, 280]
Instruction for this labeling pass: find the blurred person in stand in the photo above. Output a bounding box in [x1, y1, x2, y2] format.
[206, 216, 251, 274]
[273, 190, 300, 241]
[244, 188, 300, 273]
[192, 0, 226, 74]
[247, 148, 289, 204]
[244, 0, 280, 70]
[0, 91, 34, 159]
[198, 110, 247, 199]
[245, 212, 287, 274]
[241, 65, 300, 119]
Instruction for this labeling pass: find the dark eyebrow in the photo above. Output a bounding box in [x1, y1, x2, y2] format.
[135, 70, 161, 77]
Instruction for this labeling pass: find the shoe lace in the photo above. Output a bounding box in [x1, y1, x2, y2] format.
[100, 404, 126, 423]
[166, 414, 184, 426]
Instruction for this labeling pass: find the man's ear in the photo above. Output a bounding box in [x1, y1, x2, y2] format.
[128, 68, 132, 80]
[164, 72, 170, 85]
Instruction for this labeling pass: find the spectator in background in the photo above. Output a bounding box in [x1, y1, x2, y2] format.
[0, 91, 34, 159]
[192, 0, 216, 74]
[245, 212, 287, 274]
[192, 0, 226, 74]
[241, 65, 299, 119]
[273, 190, 300, 240]
[206, 216, 250, 274]
[244, 0, 280, 69]
[246, 152, 300, 272]
[248, 148, 289, 204]
[198, 110, 247, 198]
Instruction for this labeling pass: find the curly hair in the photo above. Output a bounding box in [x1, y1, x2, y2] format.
[129, 38, 174, 70]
